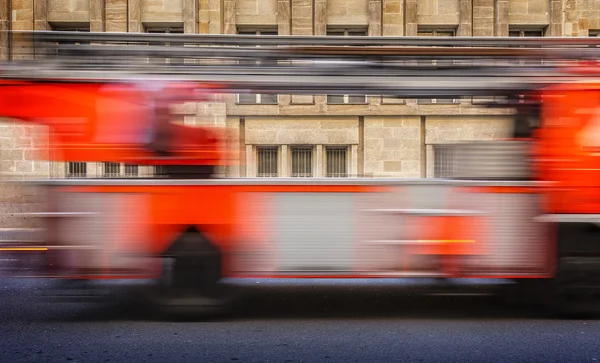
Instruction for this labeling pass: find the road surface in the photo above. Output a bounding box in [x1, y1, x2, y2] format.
[1, 278, 599, 363]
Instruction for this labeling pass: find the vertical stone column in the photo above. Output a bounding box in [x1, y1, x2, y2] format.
[246, 145, 254, 177]
[0, 0, 9, 61]
[472, 0, 494, 36]
[549, 0, 563, 36]
[314, 0, 326, 36]
[404, 0, 417, 36]
[278, 0, 292, 35]
[350, 144, 358, 177]
[34, 0, 48, 30]
[223, 0, 236, 34]
[495, 0, 509, 37]
[199, 0, 209, 34]
[90, 0, 105, 32]
[291, 0, 313, 104]
[105, 0, 127, 32]
[183, 0, 198, 33]
[10, 0, 34, 61]
[199, 0, 221, 34]
[291, 0, 312, 35]
[312, 0, 326, 106]
[128, 0, 142, 33]
[281, 145, 289, 177]
[277, 0, 292, 106]
[368, 0, 382, 106]
[381, 0, 403, 104]
[315, 145, 323, 177]
[458, 0, 472, 36]
[368, 0, 382, 36]
[382, 0, 403, 36]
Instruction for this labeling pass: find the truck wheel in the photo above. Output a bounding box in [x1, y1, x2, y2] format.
[546, 257, 600, 318]
[146, 228, 239, 319]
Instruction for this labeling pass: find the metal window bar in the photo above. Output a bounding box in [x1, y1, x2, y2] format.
[257, 146, 279, 177]
[66, 162, 87, 178]
[103, 162, 120, 178]
[326, 147, 348, 178]
[433, 144, 457, 178]
[153, 165, 166, 178]
[123, 164, 139, 177]
[291, 147, 313, 177]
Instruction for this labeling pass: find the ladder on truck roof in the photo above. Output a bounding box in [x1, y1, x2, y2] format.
[1, 31, 600, 99]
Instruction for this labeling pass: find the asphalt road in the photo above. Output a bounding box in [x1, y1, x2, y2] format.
[1, 278, 600, 363]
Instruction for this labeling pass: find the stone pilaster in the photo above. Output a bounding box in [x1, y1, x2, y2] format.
[0, 0, 9, 61]
[314, 0, 326, 36]
[223, 0, 236, 34]
[458, 0, 472, 36]
[90, 0, 105, 32]
[183, 0, 198, 33]
[291, 0, 312, 36]
[291, 0, 313, 104]
[473, 0, 494, 36]
[199, 0, 208, 34]
[495, 0, 509, 37]
[34, 0, 48, 30]
[405, 0, 417, 36]
[382, 0, 403, 36]
[128, 0, 142, 32]
[105, 0, 127, 32]
[368, 0, 382, 36]
[277, 0, 292, 106]
[10, 0, 33, 61]
[549, 0, 563, 36]
[368, 0, 382, 106]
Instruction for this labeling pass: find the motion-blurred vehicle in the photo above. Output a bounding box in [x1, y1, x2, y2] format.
[1, 33, 600, 318]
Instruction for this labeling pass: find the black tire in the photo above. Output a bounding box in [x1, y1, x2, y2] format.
[145, 228, 239, 319]
[545, 257, 600, 319]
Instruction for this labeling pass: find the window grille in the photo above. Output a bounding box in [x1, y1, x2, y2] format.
[66, 162, 87, 178]
[326, 147, 348, 178]
[103, 162, 120, 178]
[257, 146, 279, 177]
[509, 29, 544, 37]
[153, 165, 166, 177]
[291, 147, 313, 177]
[102, 163, 140, 178]
[433, 144, 457, 178]
[123, 164, 139, 177]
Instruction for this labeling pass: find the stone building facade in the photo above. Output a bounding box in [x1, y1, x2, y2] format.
[0, 0, 599, 181]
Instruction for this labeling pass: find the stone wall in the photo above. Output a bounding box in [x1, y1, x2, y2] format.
[364, 116, 421, 178]
[141, 0, 184, 24]
[327, 0, 369, 25]
[1, 0, 599, 189]
[48, 0, 90, 23]
[417, 0, 460, 26]
[236, 0, 278, 25]
[509, 0, 549, 26]
[564, 0, 600, 36]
